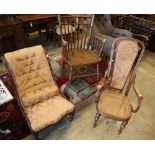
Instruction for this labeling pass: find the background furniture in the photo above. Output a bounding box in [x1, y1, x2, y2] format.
[112, 15, 155, 46]
[3, 45, 75, 139]
[93, 37, 145, 134]
[16, 14, 57, 40]
[0, 15, 26, 57]
[96, 14, 149, 47]
[58, 15, 106, 81]
[60, 78, 97, 111]
[99, 14, 133, 38]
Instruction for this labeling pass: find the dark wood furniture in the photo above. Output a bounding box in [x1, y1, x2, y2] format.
[0, 15, 26, 56]
[0, 71, 30, 140]
[112, 15, 155, 38]
[16, 14, 57, 39]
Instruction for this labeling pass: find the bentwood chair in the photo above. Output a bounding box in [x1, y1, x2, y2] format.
[93, 37, 145, 134]
[3, 45, 75, 139]
[58, 15, 106, 81]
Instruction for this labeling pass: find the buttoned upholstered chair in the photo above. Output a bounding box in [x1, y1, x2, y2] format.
[93, 37, 145, 134]
[3, 45, 75, 139]
[101, 14, 133, 38]
[58, 14, 106, 81]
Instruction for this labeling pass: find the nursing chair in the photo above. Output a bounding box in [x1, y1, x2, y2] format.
[58, 15, 106, 81]
[93, 37, 145, 134]
[3, 45, 75, 139]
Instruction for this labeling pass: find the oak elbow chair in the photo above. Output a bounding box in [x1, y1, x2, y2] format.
[58, 14, 106, 81]
[3, 45, 75, 139]
[93, 37, 145, 134]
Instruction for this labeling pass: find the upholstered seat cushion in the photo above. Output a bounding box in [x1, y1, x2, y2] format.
[26, 95, 74, 132]
[22, 84, 59, 107]
[98, 90, 132, 120]
[68, 49, 101, 65]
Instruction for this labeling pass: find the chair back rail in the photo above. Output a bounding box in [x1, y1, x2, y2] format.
[89, 34, 105, 56]
[58, 15, 95, 50]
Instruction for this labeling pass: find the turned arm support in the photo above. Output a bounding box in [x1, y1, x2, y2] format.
[96, 77, 106, 90]
[61, 39, 73, 66]
[95, 70, 111, 103]
[61, 37, 68, 46]
[131, 83, 143, 113]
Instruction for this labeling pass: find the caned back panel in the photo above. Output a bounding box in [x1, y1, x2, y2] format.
[110, 39, 140, 90]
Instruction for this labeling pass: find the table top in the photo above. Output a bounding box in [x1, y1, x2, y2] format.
[16, 14, 57, 22]
[0, 16, 21, 27]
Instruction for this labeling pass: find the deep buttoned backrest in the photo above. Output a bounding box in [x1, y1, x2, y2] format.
[4, 45, 56, 107]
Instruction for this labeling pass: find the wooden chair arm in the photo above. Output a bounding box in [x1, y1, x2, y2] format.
[91, 32, 106, 45]
[61, 41, 74, 66]
[131, 84, 143, 113]
[61, 36, 68, 46]
[94, 76, 111, 103]
[133, 84, 143, 100]
[96, 78, 106, 90]
[61, 53, 73, 66]
[95, 84, 109, 103]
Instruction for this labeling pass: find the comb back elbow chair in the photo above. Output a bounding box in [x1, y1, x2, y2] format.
[58, 15, 106, 81]
[93, 37, 145, 134]
[3, 45, 75, 139]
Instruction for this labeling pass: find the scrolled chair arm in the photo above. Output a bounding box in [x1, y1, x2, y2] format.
[94, 71, 111, 103]
[131, 84, 143, 113]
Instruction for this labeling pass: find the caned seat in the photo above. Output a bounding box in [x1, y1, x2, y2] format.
[3, 45, 75, 139]
[98, 90, 132, 120]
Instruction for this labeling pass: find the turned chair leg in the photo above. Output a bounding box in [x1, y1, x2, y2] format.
[62, 61, 65, 73]
[118, 120, 128, 134]
[93, 113, 101, 128]
[67, 110, 75, 121]
[96, 63, 99, 81]
[69, 66, 73, 82]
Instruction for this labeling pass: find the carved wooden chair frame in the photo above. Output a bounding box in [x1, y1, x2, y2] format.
[93, 37, 145, 134]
